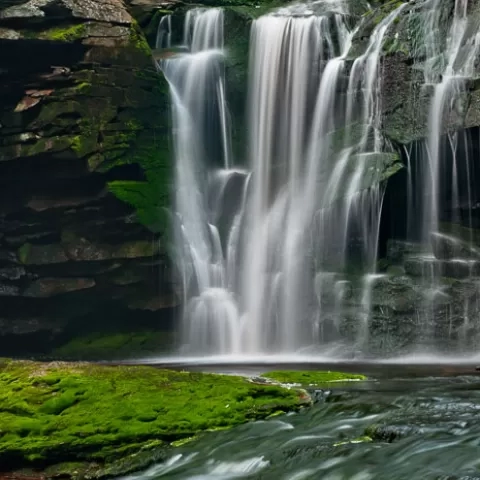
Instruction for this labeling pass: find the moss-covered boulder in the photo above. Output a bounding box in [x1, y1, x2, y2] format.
[0, 360, 311, 476]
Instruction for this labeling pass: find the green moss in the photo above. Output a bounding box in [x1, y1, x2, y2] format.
[129, 21, 152, 57]
[261, 370, 367, 386]
[74, 82, 92, 94]
[107, 180, 169, 233]
[89, 71, 172, 236]
[171, 436, 198, 447]
[44, 24, 87, 43]
[71, 133, 98, 158]
[0, 361, 307, 471]
[51, 331, 174, 361]
[17, 243, 32, 265]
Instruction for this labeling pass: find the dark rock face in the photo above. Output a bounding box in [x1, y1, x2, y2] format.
[0, 0, 176, 355]
[374, 0, 480, 145]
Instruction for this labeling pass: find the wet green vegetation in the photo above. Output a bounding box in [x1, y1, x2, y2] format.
[0, 360, 310, 474]
[51, 331, 174, 360]
[261, 370, 367, 386]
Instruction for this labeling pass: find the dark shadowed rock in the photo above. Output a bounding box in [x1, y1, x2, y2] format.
[23, 277, 96, 297]
[0, 0, 174, 353]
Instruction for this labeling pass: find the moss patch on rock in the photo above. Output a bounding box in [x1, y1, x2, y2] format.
[261, 370, 367, 386]
[0, 360, 308, 473]
[51, 331, 174, 360]
[43, 24, 87, 42]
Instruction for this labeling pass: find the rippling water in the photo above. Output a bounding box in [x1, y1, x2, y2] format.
[120, 375, 480, 479]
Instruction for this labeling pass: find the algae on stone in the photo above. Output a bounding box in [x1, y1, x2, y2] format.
[43, 23, 87, 42]
[261, 370, 367, 386]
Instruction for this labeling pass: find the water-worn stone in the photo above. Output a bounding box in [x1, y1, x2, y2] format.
[386, 239, 425, 263]
[404, 256, 480, 278]
[431, 232, 480, 260]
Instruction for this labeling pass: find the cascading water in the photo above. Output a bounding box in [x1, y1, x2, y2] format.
[157, 8, 242, 354]
[156, 1, 408, 356]
[422, 0, 480, 240]
[241, 3, 407, 354]
[411, 0, 480, 346]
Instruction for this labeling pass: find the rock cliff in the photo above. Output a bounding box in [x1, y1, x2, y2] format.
[0, 0, 176, 356]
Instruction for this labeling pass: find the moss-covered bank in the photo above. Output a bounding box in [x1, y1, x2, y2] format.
[0, 360, 317, 477]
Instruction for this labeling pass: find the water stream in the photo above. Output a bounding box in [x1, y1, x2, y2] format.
[411, 0, 480, 344]
[154, 0, 480, 358]
[156, 2, 409, 356]
[119, 374, 480, 479]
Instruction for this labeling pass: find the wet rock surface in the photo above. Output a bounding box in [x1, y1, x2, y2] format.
[0, 0, 175, 355]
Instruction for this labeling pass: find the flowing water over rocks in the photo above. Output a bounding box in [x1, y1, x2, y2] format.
[118, 374, 480, 479]
[156, 0, 480, 358]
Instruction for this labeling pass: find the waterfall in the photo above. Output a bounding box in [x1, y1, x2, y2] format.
[156, 1, 408, 356]
[241, 12, 348, 353]
[423, 0, 480, 240]
[156, 0, 480, 357]
[240, 3, 405, 353]
[157, 1, 412, 354]
[157, 9, 240, 354]
[414, 0, 480, 344]
[156, 15, 171, 49]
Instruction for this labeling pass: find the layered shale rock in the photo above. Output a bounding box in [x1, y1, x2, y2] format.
[0, 0, 176, 356]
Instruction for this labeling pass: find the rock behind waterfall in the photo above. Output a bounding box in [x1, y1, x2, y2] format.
[431, 232, 480, 260]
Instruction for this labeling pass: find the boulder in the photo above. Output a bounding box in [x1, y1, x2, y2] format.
[431, 232, 480, 260]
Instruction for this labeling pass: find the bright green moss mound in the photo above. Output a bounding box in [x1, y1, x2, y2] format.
[0, 361, 307, 470]
[43, 24, 87, 42]
[261, 370, 367, 386]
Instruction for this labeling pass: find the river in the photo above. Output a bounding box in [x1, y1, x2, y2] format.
[119, 365, 480, 480]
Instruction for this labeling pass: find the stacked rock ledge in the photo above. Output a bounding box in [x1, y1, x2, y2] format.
[0, 0, 175, 358]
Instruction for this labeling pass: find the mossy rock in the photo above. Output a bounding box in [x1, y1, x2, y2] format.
[51, 331, 174, 360]
[260, 370, 367, 386]
[0, 361, 310, 474]
[41, 24, 88, 42]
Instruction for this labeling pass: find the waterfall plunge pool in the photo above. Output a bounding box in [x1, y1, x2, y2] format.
[119, 353, 480, 379]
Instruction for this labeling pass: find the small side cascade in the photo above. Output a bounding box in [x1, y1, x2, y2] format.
[156, 8, 241, 354]
[411, 0, 480, 347]
[156, 15, 171, 49]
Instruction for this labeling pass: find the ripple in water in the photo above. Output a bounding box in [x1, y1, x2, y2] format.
[117, 376, 480, 480]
